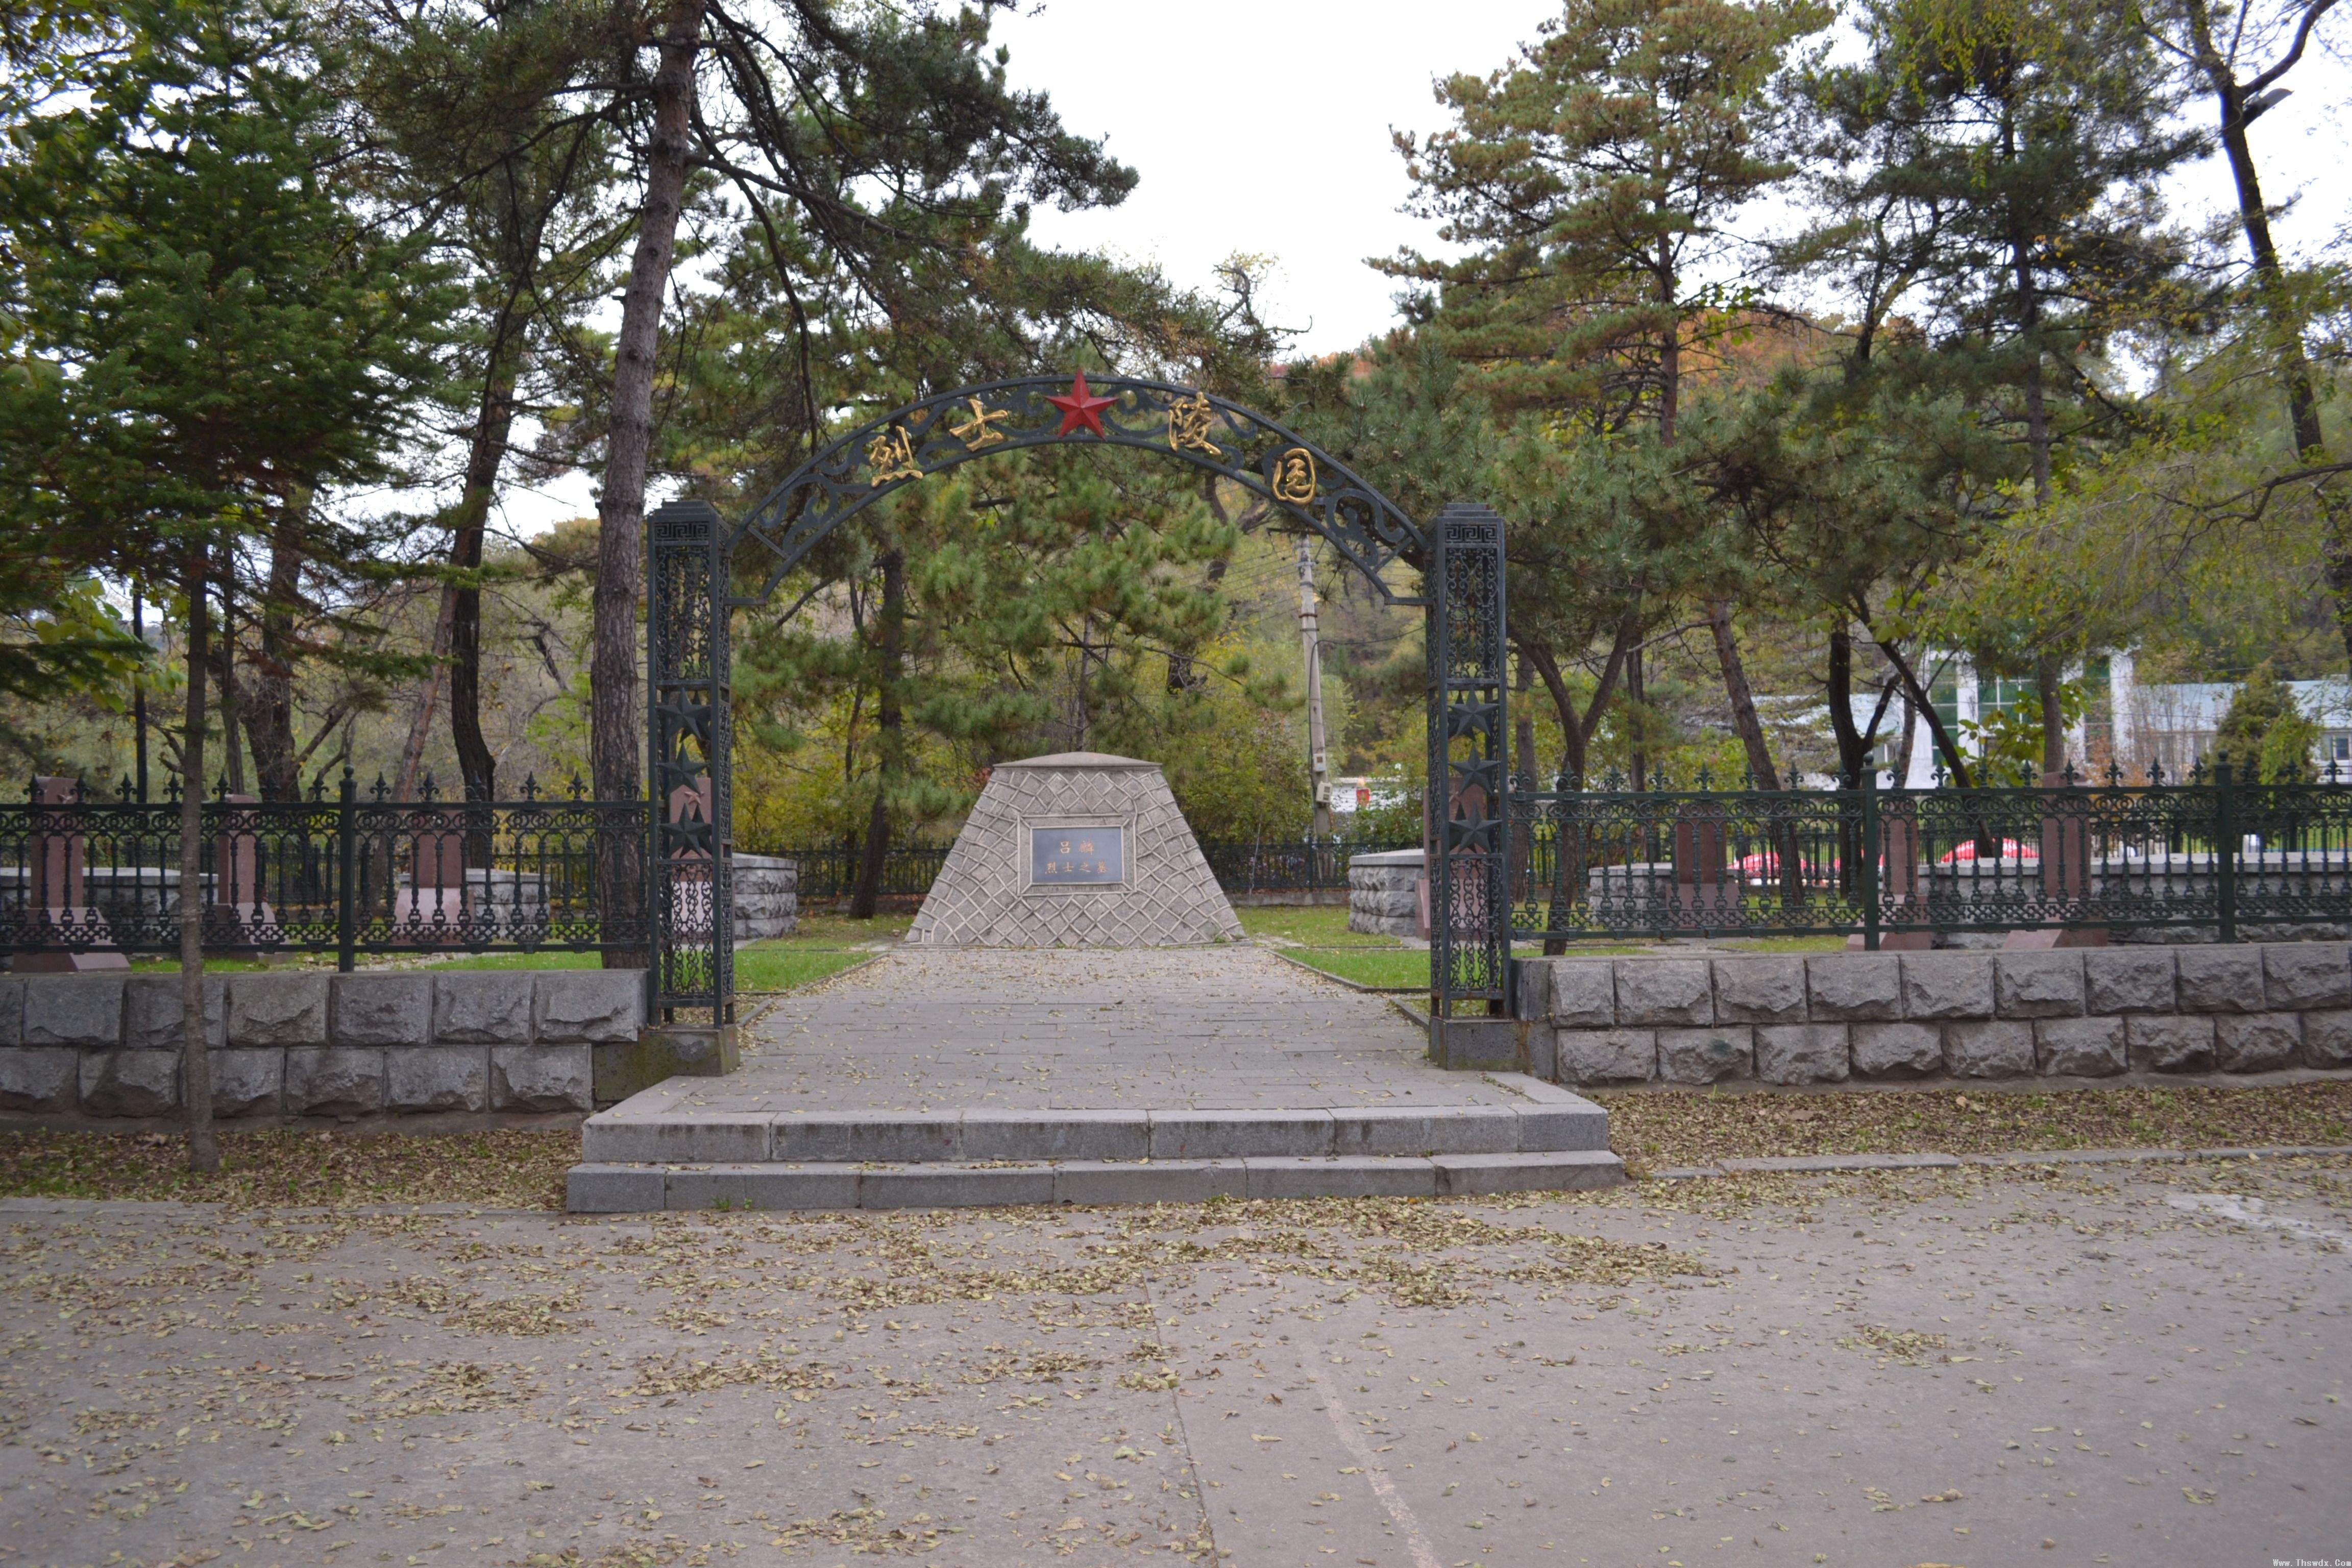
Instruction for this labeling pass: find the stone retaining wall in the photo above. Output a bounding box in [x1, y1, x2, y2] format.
[0, 970, 645, 1119]
[1520, 943, 2352, 1087]
[1348, 849, 1424, 938]
[733, 854, 797, 941]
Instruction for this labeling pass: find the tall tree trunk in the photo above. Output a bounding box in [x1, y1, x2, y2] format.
[592, 0, 703, 964]
[1826, 626, 1865, 788]
[2036, 652, 2068, 776]
[2180, 0, 2348, 664]
[849, 549, 904, 921]
[248, 498, 309, 802]
[1625, 644, 1647, 791]
[1871, 633, 1975, 789]
[451, 360, 521, 803]
[394, 589, 459, 802]
[1706, 599, 1781, 790]
[178, 550, 219, 1173]
[1518, 619, 1636, 789]
[213, 586, 247, 796]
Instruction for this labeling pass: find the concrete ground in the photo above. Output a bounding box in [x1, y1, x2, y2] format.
[635, 947, 1520, 1114]
[4, 1156, 2346, 1568]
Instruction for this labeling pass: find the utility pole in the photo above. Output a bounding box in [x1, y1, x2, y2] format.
[1295, 537, 1332, 837]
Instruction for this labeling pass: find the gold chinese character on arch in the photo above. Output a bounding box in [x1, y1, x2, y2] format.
[1271, 447, 1318, 505]
[1167, 391, 1221, 457]
[947, 396, 1010, 451]
[866, 425, 921, 486]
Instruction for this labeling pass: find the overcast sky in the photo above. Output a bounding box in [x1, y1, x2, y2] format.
[496, 0, 2351, 534]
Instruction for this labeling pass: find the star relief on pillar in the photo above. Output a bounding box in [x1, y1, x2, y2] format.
[1045, 369, 1117, 437]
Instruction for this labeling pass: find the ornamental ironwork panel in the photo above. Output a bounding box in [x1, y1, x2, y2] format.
[1428, 505, 1510, 1016]
[730, 374, 1426, 607]
[647, 500, 733, 1025]
[0, 773, 648, 959]
[1506, 763, 2352, 946]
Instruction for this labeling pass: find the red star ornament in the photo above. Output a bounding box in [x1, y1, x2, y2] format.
[1045, 369, 1117, 437]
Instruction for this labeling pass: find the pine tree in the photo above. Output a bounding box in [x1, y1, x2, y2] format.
[0, 0, 448, 1167]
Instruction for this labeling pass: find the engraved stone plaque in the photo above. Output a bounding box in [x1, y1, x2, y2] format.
[1030, 824, 1124, 887]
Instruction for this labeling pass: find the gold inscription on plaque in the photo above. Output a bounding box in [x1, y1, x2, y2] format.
[1167, 391, 1221, 456]
[1271, 446, 1318, 505]
[947, 396, 1010, 451]
[866, 425, 921, 485]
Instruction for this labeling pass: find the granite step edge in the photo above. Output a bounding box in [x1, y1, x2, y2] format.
[566, 1150, 1627, 1212]
[580, 1097, 1610, 1164]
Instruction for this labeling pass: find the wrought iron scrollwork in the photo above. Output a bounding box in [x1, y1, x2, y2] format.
[730, 375, 1427, 606]
[1428, 506, 1510, 1016]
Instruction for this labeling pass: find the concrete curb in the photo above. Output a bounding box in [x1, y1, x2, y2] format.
[1648, 1143, 2352, 1181]
[566, 1149, 1628, 1212]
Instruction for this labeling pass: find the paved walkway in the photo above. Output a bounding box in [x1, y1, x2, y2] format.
[645, 945, 1518, 1115]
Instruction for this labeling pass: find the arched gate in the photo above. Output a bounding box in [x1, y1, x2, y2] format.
[641, 373, 1513, 1054]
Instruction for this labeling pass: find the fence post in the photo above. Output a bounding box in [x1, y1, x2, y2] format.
[336, 766, 357, 973]
[1860, 770, 1881, 952]
[2215, 761, 2237, 943]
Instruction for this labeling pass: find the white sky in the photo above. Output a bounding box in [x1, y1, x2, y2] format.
[496, 0, 2352, 537]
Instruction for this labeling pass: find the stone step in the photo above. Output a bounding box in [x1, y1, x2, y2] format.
[566, 1149, 1626, 1213]
[580, 1091, 1608, 1166]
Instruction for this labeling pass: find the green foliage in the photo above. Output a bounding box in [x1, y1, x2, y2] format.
[1956, 677, 2086, 786]
[2213, 664, 2320, 783]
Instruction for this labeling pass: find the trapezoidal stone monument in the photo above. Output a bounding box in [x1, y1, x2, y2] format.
[906, 752, 1243, 948]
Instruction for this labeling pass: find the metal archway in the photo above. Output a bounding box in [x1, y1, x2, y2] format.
[642, 372, 1511, 1061]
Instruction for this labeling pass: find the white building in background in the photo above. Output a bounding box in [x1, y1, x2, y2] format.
[1326, 775, 1409, 817]
[1853, 652, 2352, 787]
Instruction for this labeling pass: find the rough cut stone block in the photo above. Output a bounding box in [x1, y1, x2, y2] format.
[771, 1111, 963, 1162]
[1611, 960, 1712, 1025]
[1543, 961, 1617, 1027]
[1515, 960, 1552, 1022]
[1524, 1024, 1557, 1084]
[1710, 958, 1806, 1023]
[581, 1111, 769, 1163]
[1755, 1024, 1850, 1085]
[1850, 1021, 1944, 1078]
[2301, 1010, 2352, 1069]
[122, 974, 226, 1051]
[1149, 1110, 1335, 1159]
[23, 976, 124, 1048]
[227, 973, 329, 1048]
[858, 1165, 1056, 1210]
[434, 973, 535, 1044]
[2263, 943, 2352, 1011]
[1243, 1156, 1437, 1200]
[2129, 1014, 2217, 1073]
[1945, 1020, 2035, 1078]
[1995, 952, 2086, 1018]
[963, 1110, 1149, 1162]
[1512, 1100, 1612, 1152]
[2034, 1017, 2126, 1077]
[0, 977, 21, 1046]
[1331, 1106, 1518, 1157]
[283, 1047, 385, 1116]
[1432, 1150, 1625, 1196]
[331, 973, 432, 1047]
[2084, 949, 2176, 1014]
[1805, 955, 1902, 1021]
[387, 1046, 489, 1113]
[0, 1047, 77, 1112]
[2174, 948, 2265, 1014]
[1053, 1159, 1248, 1206]
[1900, 954, 1994, 1020]
[78, 1051, 180, 1117]
[666, 1163, 859, 1212]
[489, 1045, 591, 1113]
[568, 1164, 669, 1213]
[534, 971, 644, 1044]
[207, 1048, 282, 1117]
[2215, 1013, 2301, 1074]
[1553, 1028, 1656, 1086]
[1655, 1024, 1754, 1085]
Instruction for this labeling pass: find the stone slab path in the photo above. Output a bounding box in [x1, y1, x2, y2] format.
[574, 947, 1620, 1211]
[654, 946, 1520, 1114]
